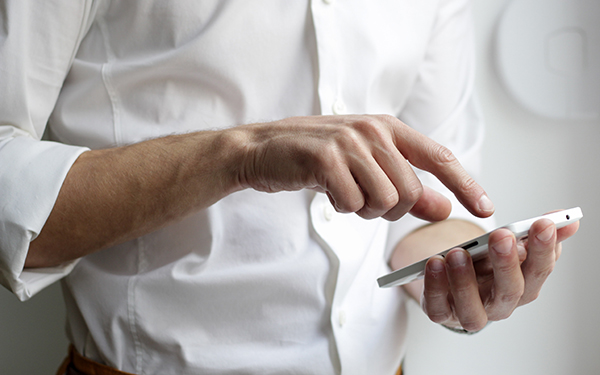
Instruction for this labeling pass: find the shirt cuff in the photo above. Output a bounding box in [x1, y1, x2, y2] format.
[0, 136, 89, 301]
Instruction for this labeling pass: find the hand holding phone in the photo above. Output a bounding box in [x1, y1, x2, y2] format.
[377, 207, 583, 288]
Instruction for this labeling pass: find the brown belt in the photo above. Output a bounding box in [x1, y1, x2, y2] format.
[56, 345, 136, 375]
[57, 344, 403, 375]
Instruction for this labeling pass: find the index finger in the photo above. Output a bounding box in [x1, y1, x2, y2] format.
[391, 120, 494, 218]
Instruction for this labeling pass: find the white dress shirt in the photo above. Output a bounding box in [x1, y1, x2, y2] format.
[0, 1, 493, 374]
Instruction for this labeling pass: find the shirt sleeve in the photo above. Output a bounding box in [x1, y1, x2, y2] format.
[0, 1, 95, 300]
[385, 0, 496, 259]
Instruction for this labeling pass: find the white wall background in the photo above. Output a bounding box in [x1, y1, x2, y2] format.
[404, 0, 600, 374]
[1, 1, 598, 374]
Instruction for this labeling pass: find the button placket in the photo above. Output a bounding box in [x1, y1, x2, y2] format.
[323, 204, 335, 221]
[332, 99, 347, 115]
[338, 309, 347, 327]
[311, 0, 341, 116]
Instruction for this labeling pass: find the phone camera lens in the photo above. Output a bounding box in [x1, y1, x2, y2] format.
[566, 215, 570, 220]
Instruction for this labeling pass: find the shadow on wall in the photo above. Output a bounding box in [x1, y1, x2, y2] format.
[0, 282, 69, 374]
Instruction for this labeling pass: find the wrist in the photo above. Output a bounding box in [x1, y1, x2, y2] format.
[225, 120, 303, 194]
[218, 125, 259, 193]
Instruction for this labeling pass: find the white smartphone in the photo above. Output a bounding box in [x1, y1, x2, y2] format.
[377, 207, 583, 288]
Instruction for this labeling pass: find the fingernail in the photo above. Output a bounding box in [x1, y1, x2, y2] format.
[477, 194, 495, 214]
[492, 236, 513, 255]
[447, 250, 468, 268]
[428, 258, 445, 273]
[535, 224, 554, 243]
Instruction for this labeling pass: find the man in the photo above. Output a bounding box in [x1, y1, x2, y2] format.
[0, 1, 578, 374]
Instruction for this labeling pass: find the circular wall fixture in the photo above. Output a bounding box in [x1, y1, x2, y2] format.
[496, 0, 600, 120]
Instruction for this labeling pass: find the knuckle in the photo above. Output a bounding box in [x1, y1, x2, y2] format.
[452, 285, 473, 301]
[334, 126, 363, 151]
[356, 209, 375, 220]
[458, 314, 488, 332]
[460, 317, 488, 332]
[489, 310, 512, 322]
[329, 186, 363, 213]
[495, 261, 519, 275]
[376, 114, 402, 129]
[341, 199, 364, 214]
[422, 299, 451, 324]
[355, 204, 379, 219]
[430, 143, 457, 165]
[352, 117, 379, 131]
[520, 291, 541, 305]
[423, 288, 447, 300]
[334, 194, 363, 214]
[531, 264, 555, 281]
[358, 191, 399, 220]
[378, 114, 399, 123]
[316, 146, 343, 171]
[402, 181, 423, 205]
[382, 209, 406, 222]
[428, 312, 452, 324]
[498, 289, 524, 305]
[457, 175, 479, 197]
[352, 118, 388, 141]
[373, 189, 400, 212]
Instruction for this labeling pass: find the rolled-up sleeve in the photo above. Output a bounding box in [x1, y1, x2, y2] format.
[0, 1, 94, 300]
[386, 0, 495, 258]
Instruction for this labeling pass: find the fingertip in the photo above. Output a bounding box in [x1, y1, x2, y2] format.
[488, 229, 518, 257]
[531, 217, 554, 228]
[455, 190, 494, 219]
[424, 256, 449, 292]
[446, 248, 470, 269]
[476, 194, 495, 217]
[427, 256, 446, 275]
[491, 235, 515, 255]
[531, 219, 556, 244]
[489, 227, 514, 242]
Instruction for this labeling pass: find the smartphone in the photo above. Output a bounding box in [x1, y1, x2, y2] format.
[377, 207, 583, 288]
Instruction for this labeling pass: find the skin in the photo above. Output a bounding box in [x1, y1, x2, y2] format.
[392, 217, 579, 331]
[24, 113, 579, 329]
[26, 114, 493, 267]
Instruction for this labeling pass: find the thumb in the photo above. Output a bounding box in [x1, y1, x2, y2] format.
[407, 186, 452, 222]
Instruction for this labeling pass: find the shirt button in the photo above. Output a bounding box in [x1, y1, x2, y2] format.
[338, 310, 347, 327]
[332, 99, 347, 115]
[324, 204, 334, 221]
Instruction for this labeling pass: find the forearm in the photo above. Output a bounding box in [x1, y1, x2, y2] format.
[26, 129, 245, 268]
[390, 219, 486, 301]
[25, 114, 494, 269]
